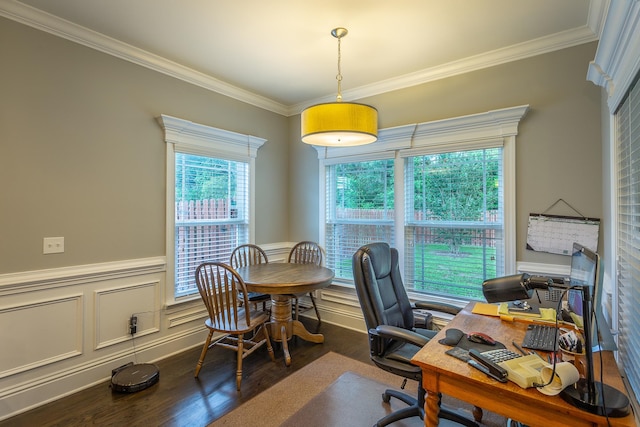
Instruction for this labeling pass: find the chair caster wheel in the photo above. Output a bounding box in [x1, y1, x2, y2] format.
[382, 392, 391, 403]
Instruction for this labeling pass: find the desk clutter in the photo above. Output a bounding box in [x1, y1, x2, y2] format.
[414, 301, 633, 423]
[438, 327, 505, 351]
[471, 301, 557, 322]
[439, 326, 581, 395]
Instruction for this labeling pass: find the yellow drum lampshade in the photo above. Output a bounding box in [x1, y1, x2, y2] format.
[301, 102, 378, 146]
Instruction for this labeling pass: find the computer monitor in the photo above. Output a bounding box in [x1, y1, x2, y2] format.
[567, 242, 599, 316]
[560, 243, 628, 415]
[566, 242, 614, 350]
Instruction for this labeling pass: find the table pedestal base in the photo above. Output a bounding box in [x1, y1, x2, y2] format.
[268, 294, 324, 366]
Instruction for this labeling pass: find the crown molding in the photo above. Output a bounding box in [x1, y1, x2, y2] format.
[587, 0, 640, 113]
[2, 0, 604, 117]
[0, 0, 290, 116]
[587, 0, 610, 38]
[292, 25, 598, 114]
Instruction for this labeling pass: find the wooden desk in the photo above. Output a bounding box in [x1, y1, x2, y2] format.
[235, 263, 334, 366]
[411, 302, 636, 427]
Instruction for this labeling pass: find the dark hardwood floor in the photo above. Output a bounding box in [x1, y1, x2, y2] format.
[2, 319, 370, 427]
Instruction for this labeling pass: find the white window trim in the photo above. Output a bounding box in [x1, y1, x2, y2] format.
[316, 105, 529, 287]
[587, 1, 640, 115]
[588, 0, 640, 338]
[157, 115, 266, 306]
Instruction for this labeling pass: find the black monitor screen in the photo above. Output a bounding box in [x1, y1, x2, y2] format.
[566, 242, 611, 350]
[567, 243, 599, 317]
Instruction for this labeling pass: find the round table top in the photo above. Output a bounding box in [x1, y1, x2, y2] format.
[235, 263, 335, 294]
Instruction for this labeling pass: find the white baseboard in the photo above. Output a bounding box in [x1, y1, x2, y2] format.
[0, 326, 205, 421]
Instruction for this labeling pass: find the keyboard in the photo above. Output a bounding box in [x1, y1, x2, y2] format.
[522, 324, 559, 351]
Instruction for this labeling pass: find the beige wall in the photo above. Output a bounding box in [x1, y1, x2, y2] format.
[0, 17, 289, 274]
[288, 42, 602, 269]
[0, 14, 603, 273]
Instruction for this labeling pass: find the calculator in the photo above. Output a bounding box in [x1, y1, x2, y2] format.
[478, 348, 522, 363]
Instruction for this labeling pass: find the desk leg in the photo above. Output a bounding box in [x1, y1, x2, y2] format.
[425, 391, 440, 427]
[473, 406, 483, 423]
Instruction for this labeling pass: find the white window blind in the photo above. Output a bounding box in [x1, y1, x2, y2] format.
[174, 153, 249, 297]
[158, 115, 265, 303]
[616, 74, 640, 400]
[325, 159, 395, 280]
[404, 148, 504, 300]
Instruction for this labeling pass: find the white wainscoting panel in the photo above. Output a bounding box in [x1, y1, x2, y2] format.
[0, 294, 83, 379]
[0, 257, 213, 422]
[94, 280, 161, 350]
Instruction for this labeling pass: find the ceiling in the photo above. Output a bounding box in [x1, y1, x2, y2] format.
[1, 0, 606, 115]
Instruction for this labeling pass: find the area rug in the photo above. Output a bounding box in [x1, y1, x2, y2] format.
[210, 352, 508, 426]
[281, 371, 424, 427]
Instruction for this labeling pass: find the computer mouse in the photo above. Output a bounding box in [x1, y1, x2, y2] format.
[467, 332, 496, 345]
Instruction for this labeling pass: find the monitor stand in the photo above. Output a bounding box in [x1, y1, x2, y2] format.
[561, 378, 630, 418]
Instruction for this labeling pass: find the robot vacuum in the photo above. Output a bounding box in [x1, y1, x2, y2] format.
[111, 362, 160, 393]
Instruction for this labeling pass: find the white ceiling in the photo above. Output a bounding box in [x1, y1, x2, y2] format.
[1, 0, 606, 115]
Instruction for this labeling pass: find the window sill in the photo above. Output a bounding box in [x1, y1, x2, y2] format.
[164, 295, 202, 313]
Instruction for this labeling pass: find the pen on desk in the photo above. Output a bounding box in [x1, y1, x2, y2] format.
[512, 341, 529, 356]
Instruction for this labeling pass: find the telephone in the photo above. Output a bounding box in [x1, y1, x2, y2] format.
[468, 348, 510, 382]
[469, 348, 547, 388]
[500, 354, 548, 388]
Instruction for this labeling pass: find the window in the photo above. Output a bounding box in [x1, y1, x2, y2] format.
[158, 115, 265, 302]
[615, 74, 640, 402]
[174, 153, 248, 297]
[318, 106, 526, 302]
[404, 149, 503, 300]
[325, 158, 395, 280]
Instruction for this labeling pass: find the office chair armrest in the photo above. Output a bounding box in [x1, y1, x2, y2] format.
[413, 301, 461, 316]
[373, 325, 429, 348]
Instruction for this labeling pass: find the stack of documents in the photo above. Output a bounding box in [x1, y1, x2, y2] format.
[472, 302, 556, 322]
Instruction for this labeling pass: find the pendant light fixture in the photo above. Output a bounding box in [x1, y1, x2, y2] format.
[301, 28, 378, 146]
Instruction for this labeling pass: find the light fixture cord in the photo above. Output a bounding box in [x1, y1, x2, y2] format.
[336, 34, 342, 102]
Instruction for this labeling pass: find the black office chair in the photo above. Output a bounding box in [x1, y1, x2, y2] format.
[352, 242, 479, 427]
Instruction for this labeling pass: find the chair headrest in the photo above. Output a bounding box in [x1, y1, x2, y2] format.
[361, 242, 392, 279]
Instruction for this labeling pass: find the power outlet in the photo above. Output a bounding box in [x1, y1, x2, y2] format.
[129, 315, 137, 335]
[43, 237, 65, 254]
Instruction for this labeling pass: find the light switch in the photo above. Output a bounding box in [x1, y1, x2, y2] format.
[43, 237, 64, 254]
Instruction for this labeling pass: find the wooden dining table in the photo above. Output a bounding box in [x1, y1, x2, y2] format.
[235, 262, 335, 366]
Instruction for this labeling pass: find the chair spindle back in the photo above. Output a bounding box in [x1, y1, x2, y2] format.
[288, 241, 322, 266]
[230, 244, 269, 269]
[195, 262, 251, 327]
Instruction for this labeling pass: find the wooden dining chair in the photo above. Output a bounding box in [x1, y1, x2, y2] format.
[194, 262, 275, 390]
[230, 244, 271, 311]
[288, 241, 323, 325]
